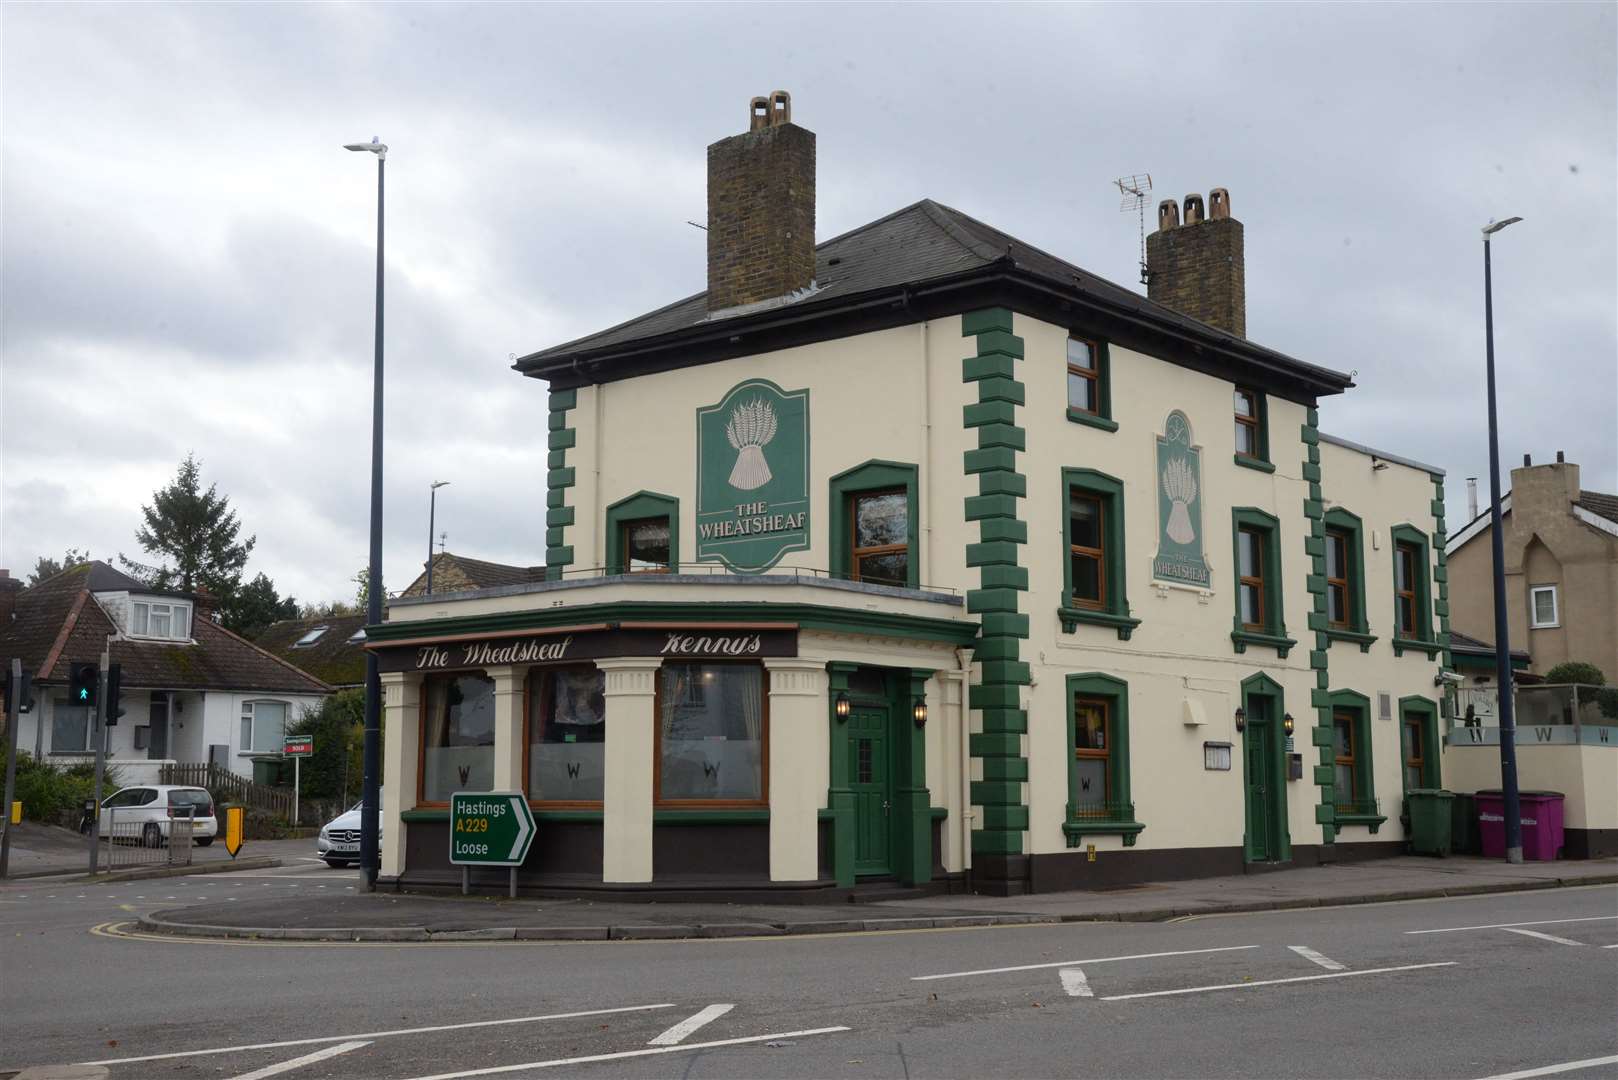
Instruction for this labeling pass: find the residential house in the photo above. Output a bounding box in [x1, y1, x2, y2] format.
[255, 613, 369, 690]
[397, 553, 546, 599]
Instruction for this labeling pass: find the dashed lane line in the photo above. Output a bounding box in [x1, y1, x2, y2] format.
[1477, 1054, 1618, 1079]
[1288, 945, 1347, 971]
[227, 1040, 370, 1080]
[1501, 928, 1585, 947]
[82, 1003, 678, 1066]
[911, 945, 1260, 981]
[401, 1026, 853, 1080]
[1100, 961, 1459, 1001]
[1058, 968, 1092, 998]
[647, 1004, 734, 1045]
[1406, 915, 1617, 935]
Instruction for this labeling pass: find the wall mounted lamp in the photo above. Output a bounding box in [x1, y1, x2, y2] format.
[1283, 712, 1295, 737]
[834, 692, 851, 722]
[1234, 706, 1246, 733]
[912, 697, 928, 728]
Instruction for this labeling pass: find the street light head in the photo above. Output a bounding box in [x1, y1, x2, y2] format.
[1482, 216, 1523, 238]
[343, 137, 388, 158]
[431, 480, 451, 490]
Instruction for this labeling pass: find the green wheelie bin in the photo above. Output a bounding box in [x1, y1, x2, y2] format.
[1407, 789, 1455, 856]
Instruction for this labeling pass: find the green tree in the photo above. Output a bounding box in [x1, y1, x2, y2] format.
[1542, 661, 1606, 686]
[354, 566, 387, 612]
[28, 548, 90, 586]
[223, 572, 300, 639]
[119, 454, 256, 600]
[285, 690, 365, 802]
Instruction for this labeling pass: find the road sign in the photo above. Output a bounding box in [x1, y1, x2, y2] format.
[449, 791, 534, 866]
[283, 735, 314, 757]
[223, 805, 245, 858]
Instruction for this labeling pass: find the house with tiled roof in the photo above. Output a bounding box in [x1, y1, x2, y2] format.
[397, 552, 546, 598]
[0, 561, 329, 783]
[255, 613, 368, 689]
[1446, 453, 1618, 681]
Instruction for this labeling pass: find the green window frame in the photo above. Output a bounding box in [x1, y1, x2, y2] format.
[1233, 387, 1274, 472]
[604, 491, 679, 575]
[1325, 689, 1384, 831]
[828, 460, 920, 589]
[1230, 507, 1294, 656]
[1065, 335, 1117, 432]
[1062, 673, 1143, 846]
[1059, 468, 1141, 639]
[1399, 696, 1441, 793]
[1321, 507, 1376, 651]
[1390, 523, 1440, 657]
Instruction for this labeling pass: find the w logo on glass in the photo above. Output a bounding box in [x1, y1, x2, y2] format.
[566, 762, 581, 779]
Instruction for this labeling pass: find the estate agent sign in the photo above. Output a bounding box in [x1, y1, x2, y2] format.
[695, 379, 810, 572]
[1152, 410, 1213, 588]
[449, 791, 535, 866]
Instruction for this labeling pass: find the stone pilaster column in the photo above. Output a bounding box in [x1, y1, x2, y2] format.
[763, 659, 830, 883]
[598, 658, 661, 883]
[488, 666, 527, 793]
[380, 671, 422, 878]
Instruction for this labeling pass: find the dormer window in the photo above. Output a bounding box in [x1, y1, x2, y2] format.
[293, 626, 329, 648]
[131, 599, 192, 641]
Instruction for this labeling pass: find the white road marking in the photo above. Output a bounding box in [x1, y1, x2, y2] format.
[1288, 945, 1347, 971]
[1058, 967, 1092, 998]
[83, 1003, 678, 1065]
[403, 1026, 852, 1079]
[1604, 944, 1618, 949]
[911, 945, 1259, 981]
[227, 1040, 370, 1080]
[648, 1003, 734, 1045]
[1477, 1054, 1618, 1079]
[1407, 915, 1617, 935]
[1101, 961, 1457, 1001]
[1502, 928, 1585, 947]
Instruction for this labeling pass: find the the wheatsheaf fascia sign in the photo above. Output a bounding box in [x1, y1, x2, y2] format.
[695, 378, 810, 572]
[1151, 409, 1213, 588]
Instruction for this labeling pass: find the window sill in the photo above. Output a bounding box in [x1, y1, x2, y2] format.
[653, 809, 769, 824]
[1392, 637, 1443, 659]
[1063, 819, 1145, 847]
[1333, 811, 1387, 834]
[1324, 627, 1378, 653]
[1058, 606, 1141, 640]
[1066, 408, 1119, 433]
[1231, 629, 1296, 658]
[1234, 454, 1276, 474]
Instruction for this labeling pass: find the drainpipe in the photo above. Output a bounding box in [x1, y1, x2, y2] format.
[919, 319, 934, 586]
[955, 646, 974, 873]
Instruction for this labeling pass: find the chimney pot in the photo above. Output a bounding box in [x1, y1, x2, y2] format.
[1524, 454, 1532, 466]
[1209, 187, 1231, 220]
[749, 96, 769, 132]
[1556, 449, 1565, 463]
[1183, 193, 1205, 225]
[1467, 477, 1479, 519]
[1157, 199, 1180, 231]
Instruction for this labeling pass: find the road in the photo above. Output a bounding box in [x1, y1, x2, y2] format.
[1, 861, 1615, 1079]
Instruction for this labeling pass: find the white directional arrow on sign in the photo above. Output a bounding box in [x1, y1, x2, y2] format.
[508, 795, 533, 862]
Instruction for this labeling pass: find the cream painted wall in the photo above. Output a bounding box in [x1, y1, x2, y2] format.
[1443, 744, 1618, 831]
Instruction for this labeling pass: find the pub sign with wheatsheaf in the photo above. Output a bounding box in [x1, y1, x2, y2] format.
[1152, 409, 1213, 588]
[696, 379, 810, 572]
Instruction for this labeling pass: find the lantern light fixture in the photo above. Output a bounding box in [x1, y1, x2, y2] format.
[1234, 706, 1246, 733]
[834, 692, 851, 722]
[912, 696, 928, 728]
[1283, 712, 1295, 737]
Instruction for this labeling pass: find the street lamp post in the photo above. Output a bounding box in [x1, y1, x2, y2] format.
[345, 135, 387, 890]
[427, 481, 450, 594]
[1482, 215, 1524, 864]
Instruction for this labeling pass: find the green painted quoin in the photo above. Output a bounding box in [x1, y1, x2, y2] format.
[960, 308, 1030, 877]
[1300, 406, 1336, 843]
[545, 388, 578, 580]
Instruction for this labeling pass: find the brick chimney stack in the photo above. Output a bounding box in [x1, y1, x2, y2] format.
[0, 570, 21, 628]
[1146, 187, 1246, 338]
[706, 91, 816, 312]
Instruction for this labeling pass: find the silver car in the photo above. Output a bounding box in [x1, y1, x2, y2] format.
[317, 800, 381, 867]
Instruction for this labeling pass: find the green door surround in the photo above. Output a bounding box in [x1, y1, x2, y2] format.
[827, 663, 933, 887]
[1240, 673, 1291, 863]
[604, 491, 680, 574]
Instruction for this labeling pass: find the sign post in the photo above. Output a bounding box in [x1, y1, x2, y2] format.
[1, 658, 27, 878]
[449, 791, 535, 899]
[283, 734, 314, 828]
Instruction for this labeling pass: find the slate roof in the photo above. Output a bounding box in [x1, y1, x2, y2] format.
[0, 562, 330, 694]
[1449, 630, 1530, 662]
[254, 614, 369, 689]
[398, 552, 547, 599]
[1577, 490, 1618, 526]
[516, 198, 1354, 396]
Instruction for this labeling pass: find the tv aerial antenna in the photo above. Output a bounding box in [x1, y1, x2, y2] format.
[1115, 173, 1153, 285]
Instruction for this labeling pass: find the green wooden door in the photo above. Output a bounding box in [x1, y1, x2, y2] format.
[1243, 701, 1279, 862]
[848, 705, 895, 876]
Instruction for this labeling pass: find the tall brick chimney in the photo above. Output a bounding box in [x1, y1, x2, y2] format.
[0, 570, 21, 628]
[706, 91, 816, 312]
[1146, 187, 1245, 338]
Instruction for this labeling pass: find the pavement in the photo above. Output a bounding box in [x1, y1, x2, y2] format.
[134, 853, 1618, 942]
[0, 822, 306, 880]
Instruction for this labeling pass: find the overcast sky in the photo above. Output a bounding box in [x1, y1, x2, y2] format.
[3, 3, 1613, 609]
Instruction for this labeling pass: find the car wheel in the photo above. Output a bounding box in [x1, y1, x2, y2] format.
[142, 823, 163, 848]
[196, 837, 214, 846]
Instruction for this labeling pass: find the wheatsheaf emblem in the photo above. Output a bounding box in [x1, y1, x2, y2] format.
[726, 398, 778, 490]
[1162, 455, 1198, 544]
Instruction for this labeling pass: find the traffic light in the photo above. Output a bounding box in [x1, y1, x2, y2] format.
[68, 662, 98, 709]
[2, 669, 33, 715]
[105, 663, 125, 726]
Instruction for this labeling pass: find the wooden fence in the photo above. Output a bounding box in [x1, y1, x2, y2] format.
[159, 762, 296, 819]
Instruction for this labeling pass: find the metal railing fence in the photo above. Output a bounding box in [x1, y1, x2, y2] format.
[102, 805, 195, 871]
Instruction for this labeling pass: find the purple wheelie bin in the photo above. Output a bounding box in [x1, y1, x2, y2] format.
[1475, 789, 1565, 861]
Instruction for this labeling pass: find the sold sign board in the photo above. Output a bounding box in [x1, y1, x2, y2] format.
[283, 735, 314, 757]
[449, 791, 535, 866]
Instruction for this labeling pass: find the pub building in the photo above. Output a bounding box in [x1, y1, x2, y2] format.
[371, 92, 1455, 896]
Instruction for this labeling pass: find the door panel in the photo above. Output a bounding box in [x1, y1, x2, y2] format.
[1243, 696, 1281, 862]
[848, 706, 893, 876]
[148, 699, 169, 760]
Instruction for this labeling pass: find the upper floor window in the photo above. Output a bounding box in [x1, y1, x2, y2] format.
[131, 599, 191, 641]
[1395, 542, 1421, 636]
[1389, 524, 1438, 656]
[1233, 388, 1271, 469]
[1238, 526, 1268, 631]
[849, 489, 909, 586]
[1529, 585, 1559, 629]
[1231, 507, 1293, 656]
[1321, 508, 1373, 648]
[1065, 337, 1116, 432]
[1325, 528, 1352, 628]
[604, 491, 679, 576]
[1068, 492, 1105, 610]
[1059, 469, 1139, 639]
[622, 518, 672, 573]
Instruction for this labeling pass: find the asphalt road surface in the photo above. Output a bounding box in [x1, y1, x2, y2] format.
[2, 863, 1615, 1080]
